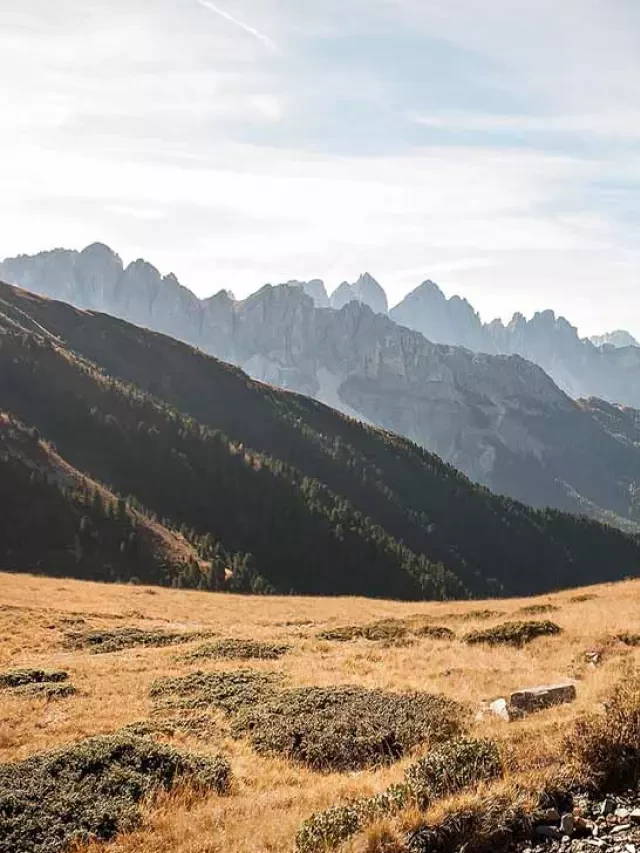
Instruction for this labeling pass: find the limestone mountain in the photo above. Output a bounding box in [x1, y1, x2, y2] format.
[329, 273, 389, 315]
[2, 279, 640, 598]
[391, 281, 640, 406]
[4, 245, 640, 530]
[590, 330, 639, 349]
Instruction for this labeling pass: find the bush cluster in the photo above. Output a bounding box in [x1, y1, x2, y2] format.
[150, 669, 281, 715]
[180, 638, 290, 662]
[13, 683, 77, 700]
[295, 739, 502, 852]
[518, 603, 558, 615]
[150, 672, 463, 772]
[0, 733, 231, 853]
[0, 669, 68, 689]
[317, 618, 454, 644]
[464, 620, 561, 648]
[64, 626, 213, 654]
[231, 685, 464, 771]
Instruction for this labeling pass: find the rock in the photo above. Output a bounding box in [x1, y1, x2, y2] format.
[616, 809, 630, 820]
[537, 826, 563, 840]
[630, 810, 640, 824]
[585, 650, 603, 666]
[562, 814, 575, 836]
[510, 682, 577, 714]
[602, 799, 617, 817]
[609, 824, 633, 835]
[488, 697, 511, 721]
[537, 808, 562, 824]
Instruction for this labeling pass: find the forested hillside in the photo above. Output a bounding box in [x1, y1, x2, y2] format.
[1, 281, 639, 598]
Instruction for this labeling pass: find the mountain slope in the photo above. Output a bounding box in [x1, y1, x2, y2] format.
[0, 412, 204, 586]
[1, 281, 639, 598]
[3, 246, 640, 530]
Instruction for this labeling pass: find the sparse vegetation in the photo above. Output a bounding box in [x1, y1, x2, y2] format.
[63, 626, 213, 654]
[295, 739, 502, 851]
[180, 638, 290, 662]
[565, 670, 640, 790]
[318, 618, 454, 643]
[617, 632, 640, 647]
[12, 682, 77, 700]
[464, 620, 562, 647]
[0, 668, 68, 689]
[518, 603, 558, 615]
[0, 733, 231, 853]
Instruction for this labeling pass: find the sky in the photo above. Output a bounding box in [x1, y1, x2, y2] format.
[1, 1, 639, 337]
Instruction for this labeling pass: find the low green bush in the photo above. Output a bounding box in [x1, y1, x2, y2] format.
[232, 685, 464, 771]
[64, 626, 213, 654]
[0, 733, 231, 853]
[150, 669, 281, 715]
[180, 638, 290, 662]
[0, 669, 68, 689]
[464, 620, 561, 648]
[295, 739, 502, 852]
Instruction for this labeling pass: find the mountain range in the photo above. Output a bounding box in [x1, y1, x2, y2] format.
[2, 278, 640, 598]
[2, 244, 640, 532]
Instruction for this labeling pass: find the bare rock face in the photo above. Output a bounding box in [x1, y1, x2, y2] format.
[591, 330, 639, 349]
[330, 273, 388, 315]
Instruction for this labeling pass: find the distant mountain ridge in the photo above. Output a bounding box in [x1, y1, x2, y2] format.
[4, 244, 640, 530]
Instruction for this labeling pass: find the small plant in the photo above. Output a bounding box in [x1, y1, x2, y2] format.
[617, 632, 640, 647]
[180, 638, 290, 662]
[0, 669, 68, 689]
[414, 625, 455, 640]
[464, 620, 561, 648]
[0, 733, 231, 853]
[317, 620, 408, 642]
[13, 683, 77, 700]
[64, 626, 213, 654]
[564, 670, 640, 791]
[518, 603, 558, 615]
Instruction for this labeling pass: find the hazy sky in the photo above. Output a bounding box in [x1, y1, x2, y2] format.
[1, 1, 639, 336]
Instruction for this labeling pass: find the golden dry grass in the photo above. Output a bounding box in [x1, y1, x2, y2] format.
[1, 571, 640, 852]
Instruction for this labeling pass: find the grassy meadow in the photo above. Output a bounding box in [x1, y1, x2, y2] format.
[1, 572, 639, 852]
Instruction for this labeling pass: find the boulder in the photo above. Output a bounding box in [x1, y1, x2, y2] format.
[509, 682, 576, 714]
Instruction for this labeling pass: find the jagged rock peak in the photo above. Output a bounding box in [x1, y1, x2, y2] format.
[286, 279, 329, 308]
[330, 273, 388, 315]
[590, 330, 639, 349]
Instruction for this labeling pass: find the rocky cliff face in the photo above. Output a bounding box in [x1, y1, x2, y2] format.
[329, 273, 388, 315]
[391, 281, 640, 406]
[3, 244, 640, 528]
[590, 330, 639, 349]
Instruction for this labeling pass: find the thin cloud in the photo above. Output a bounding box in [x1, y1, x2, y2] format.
[196, 0, 281, 53]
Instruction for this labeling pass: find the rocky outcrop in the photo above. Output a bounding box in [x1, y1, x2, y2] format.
[590, 330, 639, 349]
[329, 273, 388, 315]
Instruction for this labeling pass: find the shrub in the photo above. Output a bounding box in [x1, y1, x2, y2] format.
[150, 669, 281, 715]
[617, 632, 640, 647]
[0, 669, 68, 689]
[564, 671, 640, 791]
[64, 627, 213, 654]
[13, 683, 77, 700]
[518, 604, 558, 615]
[414, 625, 455, 640]
[0, 733, 231, 853]
[464, 621, 561, 648]
[231, 685, 464, 771]
[318, 619, 454, 643]
[317, 620, 408, 642]
[295, 740, 502, 852]
[180, 638, 290, 662]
